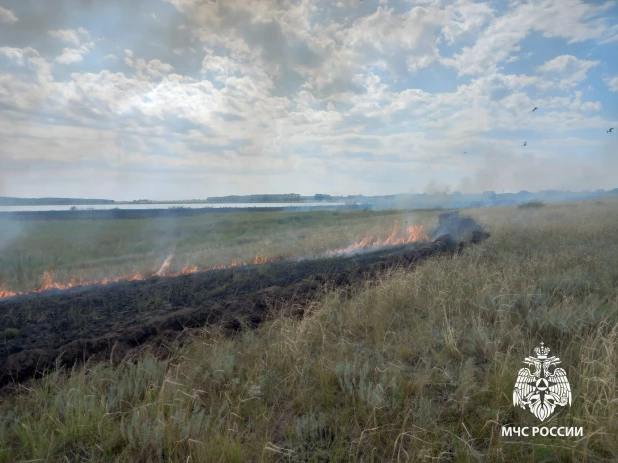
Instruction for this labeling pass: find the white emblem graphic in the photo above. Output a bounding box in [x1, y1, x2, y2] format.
[513, 343, 572, 421]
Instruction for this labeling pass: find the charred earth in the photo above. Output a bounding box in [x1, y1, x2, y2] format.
[0, 212, 488, 388]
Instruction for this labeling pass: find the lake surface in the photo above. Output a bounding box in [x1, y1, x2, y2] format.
[0, 202, 348, 212]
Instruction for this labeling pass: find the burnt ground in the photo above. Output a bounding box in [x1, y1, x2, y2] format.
[0, 223, 489, 388]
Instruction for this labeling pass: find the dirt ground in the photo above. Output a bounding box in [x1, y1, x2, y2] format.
[0, 216, 488, 388]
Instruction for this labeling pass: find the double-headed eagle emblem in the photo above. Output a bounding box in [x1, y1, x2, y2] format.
[513, 343, 572, 421]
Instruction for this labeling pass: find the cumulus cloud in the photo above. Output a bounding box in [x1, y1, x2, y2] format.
[0, 46, 36, 65]
[342, 6, 443, 73]
[55, 46, 90, 64]
[0, 47, 54, 110]
[0, 6, 18, 23]
[0, 0, 616, 198]
[440, 0, 494, 44]
[443, 0, 618, 76]
[537, 55, 600, 90]
[49, 28, 93, 64]
[48, 29, 81, 45]
[605, 76, 618, 92]
[124, 49, 174, 79]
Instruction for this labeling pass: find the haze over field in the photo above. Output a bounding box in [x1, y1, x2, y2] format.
[0, 0, 617, 200]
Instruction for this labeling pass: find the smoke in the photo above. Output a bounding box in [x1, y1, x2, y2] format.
[424, 180, 452, 195]
[456, 141, 618, 194]
[0, 220, 24, 254]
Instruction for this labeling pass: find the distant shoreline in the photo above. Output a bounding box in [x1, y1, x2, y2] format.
[0, 204, 372, 221]
[2, 188, 617, 209]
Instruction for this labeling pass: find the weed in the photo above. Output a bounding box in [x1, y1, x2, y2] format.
[518, 200, 545, 209]
[2, 328, 18, 341]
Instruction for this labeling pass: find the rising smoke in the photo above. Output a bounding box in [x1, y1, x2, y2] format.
[456, 142, 618, 194]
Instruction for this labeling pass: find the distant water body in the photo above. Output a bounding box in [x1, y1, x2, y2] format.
[0, 202, 347, 212]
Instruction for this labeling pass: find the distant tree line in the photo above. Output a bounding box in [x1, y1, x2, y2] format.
[205, 194, 302, 203]
[4, 188, 618, 207]
[0, 197, 115, 206]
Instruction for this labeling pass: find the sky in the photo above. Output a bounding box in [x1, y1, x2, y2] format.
[0, 0, 617, 200]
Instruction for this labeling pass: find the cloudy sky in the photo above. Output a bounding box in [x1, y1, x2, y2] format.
[0, 0, 617, 200]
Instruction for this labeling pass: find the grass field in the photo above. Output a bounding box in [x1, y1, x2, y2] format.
[1, 200, 618, 462]
[0, 209, 438, 294]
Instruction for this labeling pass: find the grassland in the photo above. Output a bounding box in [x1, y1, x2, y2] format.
[1, 200, 618, 462]
[0, 209, 438, 294]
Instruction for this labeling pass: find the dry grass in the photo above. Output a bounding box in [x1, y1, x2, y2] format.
[0, 209, 438, 293]
[1, 200, 617, 462]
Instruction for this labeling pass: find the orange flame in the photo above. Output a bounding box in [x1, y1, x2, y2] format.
[180, 265, 198, 275]
[155, 254, 174, 276]
[253, 255, 268, 265]
[0, 223, 427, 300]
[326, 222, 428, 256]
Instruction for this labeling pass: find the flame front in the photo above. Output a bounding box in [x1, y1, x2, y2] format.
[0, 222, 427, 300]
[155, 254, 174, 276]
[325, 221, 428, 256]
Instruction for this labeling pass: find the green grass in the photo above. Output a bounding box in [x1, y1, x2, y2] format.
[1, 200, 617, 461]
[0, 209, 439, 293]
[1, 328, 18, 341]
[518, 200, 545, 209]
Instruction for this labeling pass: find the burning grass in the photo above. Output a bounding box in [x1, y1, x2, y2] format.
[1, 200, 617, 461]
[0, 211, 434, 299]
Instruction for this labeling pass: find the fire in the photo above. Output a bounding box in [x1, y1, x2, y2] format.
[253, 255, 269, 265]
[155, 254, 174, 276]
[0, 287, 15, 299]
[180, 265, 198, 275]
[326, 221, 428, 256]
[0, 222, 427, 300]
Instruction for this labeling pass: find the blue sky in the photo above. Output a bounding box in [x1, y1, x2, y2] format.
[0, 0, 617, 200]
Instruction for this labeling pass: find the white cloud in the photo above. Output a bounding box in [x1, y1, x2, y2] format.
[605, 76, 618, 92]
[343, 6, 443, 73]
[49, 30, 80, 45]
[537, 55, 600, 90]
[0, 47, 54, 110]
[0, 47, 36, 65]
[48, 28, 90, 46]
[56, 48, 85, 64]
[55, 43, 94, 65]
[124, 50, 174, 79]
[440, 0, 494, 45]
[172, 47, 195, 55]
[443, 0, 618, 76]
[49, 28, 93, 64]
[0, 6, 18, 23]
[0, 0, 616, 197]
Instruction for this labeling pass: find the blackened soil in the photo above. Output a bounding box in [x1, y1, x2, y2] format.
[0, 230, 489, 387]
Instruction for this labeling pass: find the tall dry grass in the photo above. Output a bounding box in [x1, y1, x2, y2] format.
[0, 200, 617, 462]
[0, 209, 438, 293]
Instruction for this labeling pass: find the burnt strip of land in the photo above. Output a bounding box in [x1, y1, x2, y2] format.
[0, 229, 489, 388]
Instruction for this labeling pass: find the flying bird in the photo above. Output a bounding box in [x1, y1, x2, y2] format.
[532, 107, 538, 112]
[608, 128, 614, 133]
[523, 141, 527, 147]
[463, 151, 467, 154]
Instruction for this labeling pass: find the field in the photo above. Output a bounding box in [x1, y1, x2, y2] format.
[0, 236, 475, 387]
[0, 209, 436, 294]
[1, 201, 618, 462]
